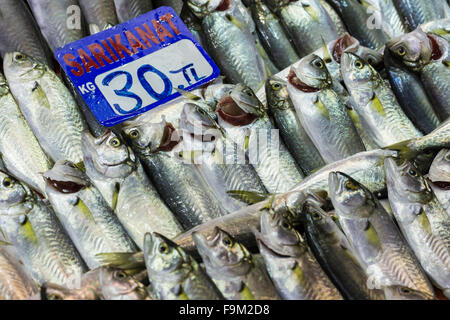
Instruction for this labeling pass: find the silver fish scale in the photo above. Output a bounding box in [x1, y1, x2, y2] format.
[114, 0, 153, 23]
[79, 0, 119, 32]
[421, 61, 450, 120]
[393, 0, 445, 30]
[319, 0, 346, 36]
[0, 248, 35, 299]
[202, 12, 266, 91]
[377, 0, 408, 37]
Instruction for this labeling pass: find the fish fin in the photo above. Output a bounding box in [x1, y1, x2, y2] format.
[174, 88, 202, 101]
[74, 161, 85, 173]
[193, 104, 226, 136]
[227, 190, 269, 204]
[364, 221, 382, 250]
[321, 36, 332, 63]
[313, 96, 330, 120]
[111, 182, 120, 211]
[176, 150, 203, 163]
[30, 82, 51, 109]
[383, 140, 415, 159]
[95, 252, 145, 270]
[368, 92, 386, 117]
[76, 198, 96, 221]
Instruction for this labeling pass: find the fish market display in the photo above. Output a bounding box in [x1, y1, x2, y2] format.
[0, 0, 449, 301]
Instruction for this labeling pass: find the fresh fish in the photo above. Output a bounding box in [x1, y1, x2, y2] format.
[384, 285, 438, 300]
[385, 157, 450, 297]
[99, 267, 150, 300]
[122, 117, 226, 229]
[250, 0, 300, 70]
[153, 0, 183, 15]
[188, 0, 267, 91]
[44, 160, 137, 269]
[329, 171, 436, 298]
[386, 29, 450, 121]
[392, 0, 447, 30]
[3, 52, 87, 164]
[114, 0, 153, 23]
[216, 84, 304, 193]
[341, 52, 422, 147]
[319, 0, 347, 36]
[288, 54, 365, 163]
[326, 0, 387, 49]
[79, 0, 119, 34]
[384, 44, 440, 134]
[266, 76, 325, 174]
[144, 232, 223, 300]
[28, 0, 87, 52]
[0, 171, 86, 287]
[303, 203, 385, 299]
[0, 244, 37, 300]
[265, 0, 338, 57]
[193, 227, 280, 300]
[179, 102, 267, 213]
[0, 0, 52, 66]
[421, 18, 450, 42]
[180, 3, 207, 48]
[359, 0, 407, 38]
[0, 72, 52, 195]
[255, 209, 343, 300]
[82, 130, 183, 247]
[428, 149, 450, 213]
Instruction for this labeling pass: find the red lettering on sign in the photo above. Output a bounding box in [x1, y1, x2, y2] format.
[63, 53, 84, 77]
[107, 34, 133, 59]
[101, 40, 119, 62]
[152, 19, 174, 42]
[88, 43, 113, 67]
[78, 49, 99, 73]
[160, 13, 180, 35]
[135, 24, 160, 48]
[125, 30, 147, 54]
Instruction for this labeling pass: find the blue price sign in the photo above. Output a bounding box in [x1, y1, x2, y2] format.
[55, 6, 220, 127]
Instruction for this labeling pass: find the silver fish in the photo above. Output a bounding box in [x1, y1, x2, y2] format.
[392, 0, 447, 30]
[319, 0, 347, 36]
[99, 267, 151, 300]
[288, 54, 365, 163]
[359, 0, 408, 38]
[0, 72, 52, 196]
[329, 171, 436, 298]
[3, 52, 87, 164]
[385, 157, 450, 297]
[114, 0, 153, 23]
[44, 160, 137, 269]
[82, 130, 183, 248]
[428, 149, 450, 213]
[0, 171, 86, 287]
[79, 0, 119, 34]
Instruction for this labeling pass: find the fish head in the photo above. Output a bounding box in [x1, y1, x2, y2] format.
[265, 77, 289, 108]
[43, 160, 90, 194]
[428, 149, 450, 183]
[341, 52, 376, 88]
[328, 172, 376, 220]
[40, 284, 92, 300]
[187, 0, 224, 17]
[193, 227, 253, 276]
[293, 54, 332, 89]
[0, 73, 9, 97]
[358, 47, 384, 71]
[3, 52, 44, 81]
[304, 203, 339, 240]
[0, 171, 27, 209]
[82, 130, 136, 179]
[144, 232, 189, 280]
[179, 102, 221, 141]
[331, 33, 359, 64]
[99, 267, 148, 300]
[386, 29, 432, 72]
[122, 120, 180, 155]
[384, 158, 433, 204]
[258, 209, 305, 257]
[384, 286, 434, 300]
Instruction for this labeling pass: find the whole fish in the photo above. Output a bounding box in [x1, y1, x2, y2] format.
[250, 0, 300, 70]
[193, 227, 280, 300]
[144, 232, 223, 300]
[428, 149, 450, 213]
[179, 102, 267, 213]
[28, 0, 86, 52]
[319, 0, 347, 36]
[303, 203, 385, 299]
[82, 130, 183, 247]
[359, 0, 407, 38]
[265, 0, 338, 57]
[0, 171, 87, 287]
[0, 0, 52, 66]
[385, 157, 450, 297]
[384, 45, 440, 134]
[386, 29, 450, 121]
[0, 72, 52, 196]
[287, 54, 365, 163]
[44, 160, 137, 269]
[392, 0, 447, 30]
[326, 0, 387, 49]
[121, 117, 226, 229]
[266, 76, 325, 174]
[255, 209, 343, 300]
[3, 52, 87, 164]
[341, 52, 422, 148]
[0, 244, 37, 300]
[188, 0, 266, 91]
[79, 0, 119, 34]
[153, 0, 183, 15]
[329, 171, 435, 298]
[114, 0, 153, 23]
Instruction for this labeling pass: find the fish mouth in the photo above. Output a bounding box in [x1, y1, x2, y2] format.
[287, 69, 319, 92]
[427, 179, 450, 190]
[217, 95, 257, 126]
[256, 237, 291, 259]
[332, 33, 358, 64]
[216, 0, 230, 11]
[43, 176, 86, 194]
[427, 35, 443, 61]
[156, 123, 180, 152]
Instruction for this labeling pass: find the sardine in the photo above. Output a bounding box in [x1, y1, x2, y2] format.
[392, 0, 447, 30]
[79, 0, 118, 34]
[359, 0, 407, 38]
[114, 0, 153, 23]
[428, 149, 450, 213]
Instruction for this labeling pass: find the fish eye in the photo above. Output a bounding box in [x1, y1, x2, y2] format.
[158, 243, 169, 254]
[366, 56, 375, 65]
[15, 54, 24, 60]
[355, 60, 364, 69]
[396, 46, 406, 56]
[345, 180, 358, 190]
[312, 212, 321, 220]
[313, 59, 324, 69]
[109, 137, 121, 148]
[244, 89, 254, 97]
[2, 177, 13, 188]
[281, 221, 291, 229]
[116, 271, 127, 279]
[400, 287, 411, 294]
[408, 169, 418, 176]
[48, 293, 63, 300]
[271, 83, 281, 91]
[128, 129, 139, 139]
[222, 236, 233, 247]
